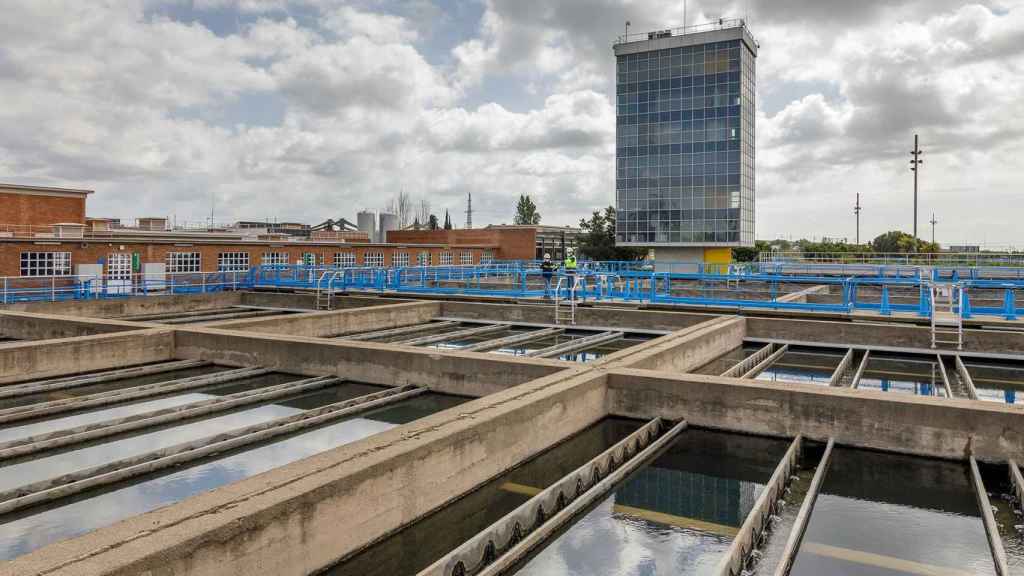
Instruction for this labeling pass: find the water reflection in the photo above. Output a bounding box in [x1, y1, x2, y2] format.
[0, 373, 299, 444]
[0, 383, 384, 492]
[789, 447, 997, 576]
[327, 418, 641, 576]
[0, 393, 465, 560]
[754, 351, 842, 386]
[858, 356, 947, 397]
[963, 362, 1023, 405]
[0, 365, 232, 411]
[513, 429, 789, 576]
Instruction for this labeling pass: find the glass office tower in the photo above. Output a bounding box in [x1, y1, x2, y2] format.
[614, 21, 757, 257]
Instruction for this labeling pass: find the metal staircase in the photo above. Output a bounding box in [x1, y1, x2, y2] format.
[930, 282, 963, 350]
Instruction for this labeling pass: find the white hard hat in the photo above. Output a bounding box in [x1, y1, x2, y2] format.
[544, 253, 551, 259]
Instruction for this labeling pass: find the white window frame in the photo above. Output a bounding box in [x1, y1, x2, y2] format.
[335, 252, 356, 267]
[166, 252, 201, 274]
[417, 251, 431, 266]
[107, 253, 133, 280]
[439, 252, 453, 266]
[393, 252, 410, 267]
[300, 252, 322, 266]
[460, 251, 473, 265]
[217, 252, 250, 272]
[364, 252, 385, 267]
[261, 252, 289, 266]
[20, 252, 71, 277]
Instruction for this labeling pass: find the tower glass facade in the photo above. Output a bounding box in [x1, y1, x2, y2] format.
[614, 25, 756, 247]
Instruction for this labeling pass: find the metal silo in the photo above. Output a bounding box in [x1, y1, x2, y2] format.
[378, 212, 398, 244]
[357, 211, 377, 243]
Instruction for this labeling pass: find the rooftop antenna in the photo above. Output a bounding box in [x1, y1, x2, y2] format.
[465, 192, 473, 229]
[683, 0, 687, 30]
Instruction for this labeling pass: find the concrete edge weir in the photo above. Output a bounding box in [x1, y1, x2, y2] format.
[1010, 459, 1024, 511]
[396, 324, 507, 347]
[0, 375, 344, 460]
[827, 349, 854, 387]
[721, 342, 772, 377]
[0, 384, 425, 516]
[714, 435, 803, 576]
[463, 419, 688, 576]
[417, 417, 677, 576]
[742, 343, 788, 379]
[0, 366, 271, 425]
[969, 456, 1011, 575]
[464, 328, 565, 353]
[526, 331, 624, 359]
[956, 355, 980, 400]
[338, 321, 460, 341]
[772, 437, 836, 576]
[161, 309, 286, 325]
[0, 359, 209, 398]
[850, 350, 871, 388]
[935, 353, 954, 398]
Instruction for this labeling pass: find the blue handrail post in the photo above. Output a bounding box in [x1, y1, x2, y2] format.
[1003, 288, 1017, 320]
[649, 274, 656, 303]
[880, 285, 892, 316]
[961, 290, 972, 319]
[917, 283, 930, 317]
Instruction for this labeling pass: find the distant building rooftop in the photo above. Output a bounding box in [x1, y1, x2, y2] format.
[0, 183, 94, 197]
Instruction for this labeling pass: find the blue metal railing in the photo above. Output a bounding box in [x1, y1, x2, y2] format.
[7, 261, 1024, 321]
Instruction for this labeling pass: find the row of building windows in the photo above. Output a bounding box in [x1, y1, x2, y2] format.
[617, 231, 745, 244]
[617, 150, 743, 167]
[18, 251, 478, 276]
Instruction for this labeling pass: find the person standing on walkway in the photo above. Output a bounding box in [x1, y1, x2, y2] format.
[540, 253, 557, 299]
[564, 250, 578, 299]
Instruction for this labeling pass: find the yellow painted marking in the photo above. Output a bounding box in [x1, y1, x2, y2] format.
[801, 542, 977, 576]
[498, 483, 738, 537]
[612, 504, 738, 537]
[500, 482, 540, 496]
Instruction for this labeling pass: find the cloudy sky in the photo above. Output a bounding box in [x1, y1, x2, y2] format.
[1, 1, 1022, 246]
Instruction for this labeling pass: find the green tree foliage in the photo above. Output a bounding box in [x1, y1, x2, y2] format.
[732, 240, 773, 262]
[514, 194, 541, 225]
[443, 210, 452, 230]
[577, 207, 647, 261]
[428, 214, 439, 230]
[870, 230, 938, 253]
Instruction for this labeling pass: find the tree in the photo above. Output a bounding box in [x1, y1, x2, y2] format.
[418, 199, 431, 226]
[576, 206, 646, 261]
[428, 214, 439, 230]
[871, 230, 938, 253]
[386, 190, 413, 228]
[443, 210, 453, 230]
[412, 216, 421, 230]
[732, 240, 773, 262]
[514, 195, 541, 225]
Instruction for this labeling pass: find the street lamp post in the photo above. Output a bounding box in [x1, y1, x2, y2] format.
[910, 134, 923, 240]
[930, 213, 938, 245]
[854, 193, 862, 245]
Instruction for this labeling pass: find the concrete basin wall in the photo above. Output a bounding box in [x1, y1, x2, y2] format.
[0, 311, 147, 340]
[0, 292, 242, 318]
[441, 301, 719, 331]
[172, 327, 566, 396]
[0, 329, 175, 385]
[207, 301, 441, 337]
[600, 316, 745, 372]
[605, 368, 1024, 462]
[2, 369, 609, 576]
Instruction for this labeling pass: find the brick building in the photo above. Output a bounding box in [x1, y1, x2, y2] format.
[0, 184, 488, 279]
[387, 225, 581, 261]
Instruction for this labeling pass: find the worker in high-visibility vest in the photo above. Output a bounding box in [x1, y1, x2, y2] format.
[540, 253, 557, 299]
[564, 250, 578, 298]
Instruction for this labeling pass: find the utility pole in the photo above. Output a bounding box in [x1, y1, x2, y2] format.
[930, 213, 938, 245]
[910, 134, 923, 240]
[854, 193, 862, 245]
